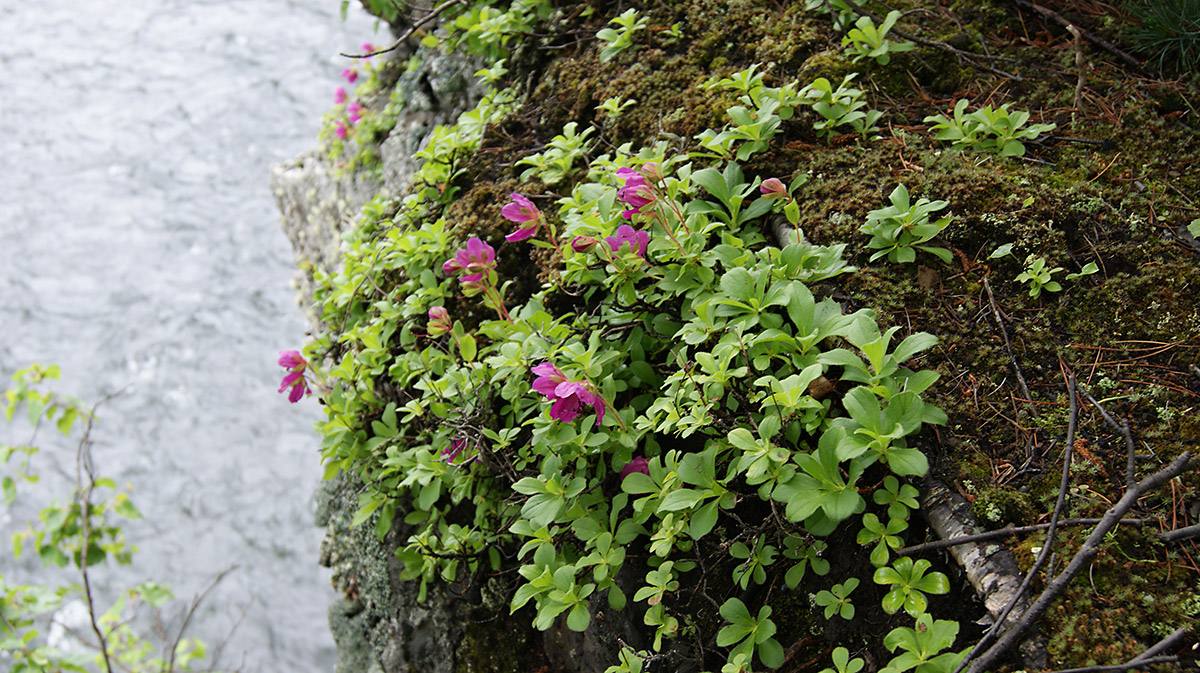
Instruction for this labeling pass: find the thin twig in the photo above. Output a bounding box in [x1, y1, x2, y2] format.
[896, 517, 1149, 557]
[1008, 0, 1143, 71]
[341, 0, 467, 59]
[983, 277, 1036, 417]
[166, 566, 239, 673]
[956, 375, 1077, 673]
[75, 392, 125, 673]
[966, 450, 1197, 673]
[1067, 24, 1085, 112]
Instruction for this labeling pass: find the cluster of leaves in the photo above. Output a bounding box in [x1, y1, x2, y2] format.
[990, 244, 1100, 298]
[1, 365, 214, 673]
[303, 26, 970, 666]
[843, 11, 914, 65]
[924, 99, 1056, 157]
[596, 8, 648, 62]
[699, 66, 884, 159]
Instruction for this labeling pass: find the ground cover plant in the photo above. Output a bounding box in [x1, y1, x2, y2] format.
[289, 0, 1200, 671]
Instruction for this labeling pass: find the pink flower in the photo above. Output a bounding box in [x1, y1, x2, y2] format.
[439, 436, 478, 466]
[605, 224, 649, 258]
[335, 120, 348, 139]
[620, 456, 650, 479]
[501, 193, 541, 242]
[427, 306, 451, 336]
[531, 363, 605, 425]
[571, 236, 599, 253]
[442, 237, 496, 276]
[341, 67, 358, 83]
[277, 350, 311, 403]
[362, 42, 375, 54]
[334, 86, 347, 104]
[616, 167, 656, 219]
[347, 101, 363, 124]
[760, 177, 788, 200]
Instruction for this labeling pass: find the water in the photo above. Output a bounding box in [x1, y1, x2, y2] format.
[0, 1, 379, 670]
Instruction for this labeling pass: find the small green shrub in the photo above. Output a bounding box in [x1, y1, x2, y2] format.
[924, 99, 1056, 156]
[843, 11, 915, 65]
[860, 184, 954, 264]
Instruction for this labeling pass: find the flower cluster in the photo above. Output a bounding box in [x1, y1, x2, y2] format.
[427, 306, 451, 336]
[531, 363, 605, 425]
[616, 166, 656, 219]
[331, 45, 376, 140]
[444, 237, 510, 320]
[277, 350, 311, 403]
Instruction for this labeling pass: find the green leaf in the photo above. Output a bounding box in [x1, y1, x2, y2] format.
[459, 334, 477, 362]
[690, 500, 720, 539]
[758, 637, 785, 668]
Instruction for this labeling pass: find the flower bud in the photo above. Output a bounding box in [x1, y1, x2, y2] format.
[641, 162, 662, 182]
[760, 177, 788, 200]
[427, 307, 451, 336]
[571, 236, 599, 253]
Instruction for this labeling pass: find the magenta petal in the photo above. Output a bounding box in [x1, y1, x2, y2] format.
[532, 362, 563, 378]
[505, 226, 537, 242]
[278, 350, 305, 369]
[550, 395, 583, 422]
[279, 371, 303, 393]
[636, 230, 649, 257]
[620, 456, 649, 479]
[288, 380, 308, 403]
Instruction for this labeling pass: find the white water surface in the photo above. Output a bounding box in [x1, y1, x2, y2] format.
[0, 1, 380, 670]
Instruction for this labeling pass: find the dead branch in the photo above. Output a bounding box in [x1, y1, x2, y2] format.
[896, 518, 1150, 557]
[983, 277, 1036, 417]
[956, 375, 1078, 673]
[965, 450, 1198, 673]
[1007, 0, 1143, 71]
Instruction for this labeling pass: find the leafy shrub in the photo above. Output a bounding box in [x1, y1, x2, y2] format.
[924, 99, 1056, 156]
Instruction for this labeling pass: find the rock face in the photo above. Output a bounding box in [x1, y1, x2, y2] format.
[270, 43, 485, 325]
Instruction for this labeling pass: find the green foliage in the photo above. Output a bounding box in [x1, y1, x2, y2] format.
[1123, 0, 1200, 74]
[880, 614, 966, 673]
[843, 11, 915, 65]
[598, 95, 637, 120]
[873, 557, 950, 617]
[717, 598, 785, 669]
[1011, 256, 1099, 298]
[1, 367, 217, 672]
[517, 122, 596, 184]
[860, 184, 954, 264]
[820, 647, 866, 673]
[924, 99, 1056, 156]
[800, 73, 884, 140]
[597, 8, 648, 62]
[805, 0, 859, 30]
[698, 66, 807, 161]
[815, 578, 860, 620]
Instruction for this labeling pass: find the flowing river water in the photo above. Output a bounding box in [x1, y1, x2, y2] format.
[0, 1, 379, 670]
